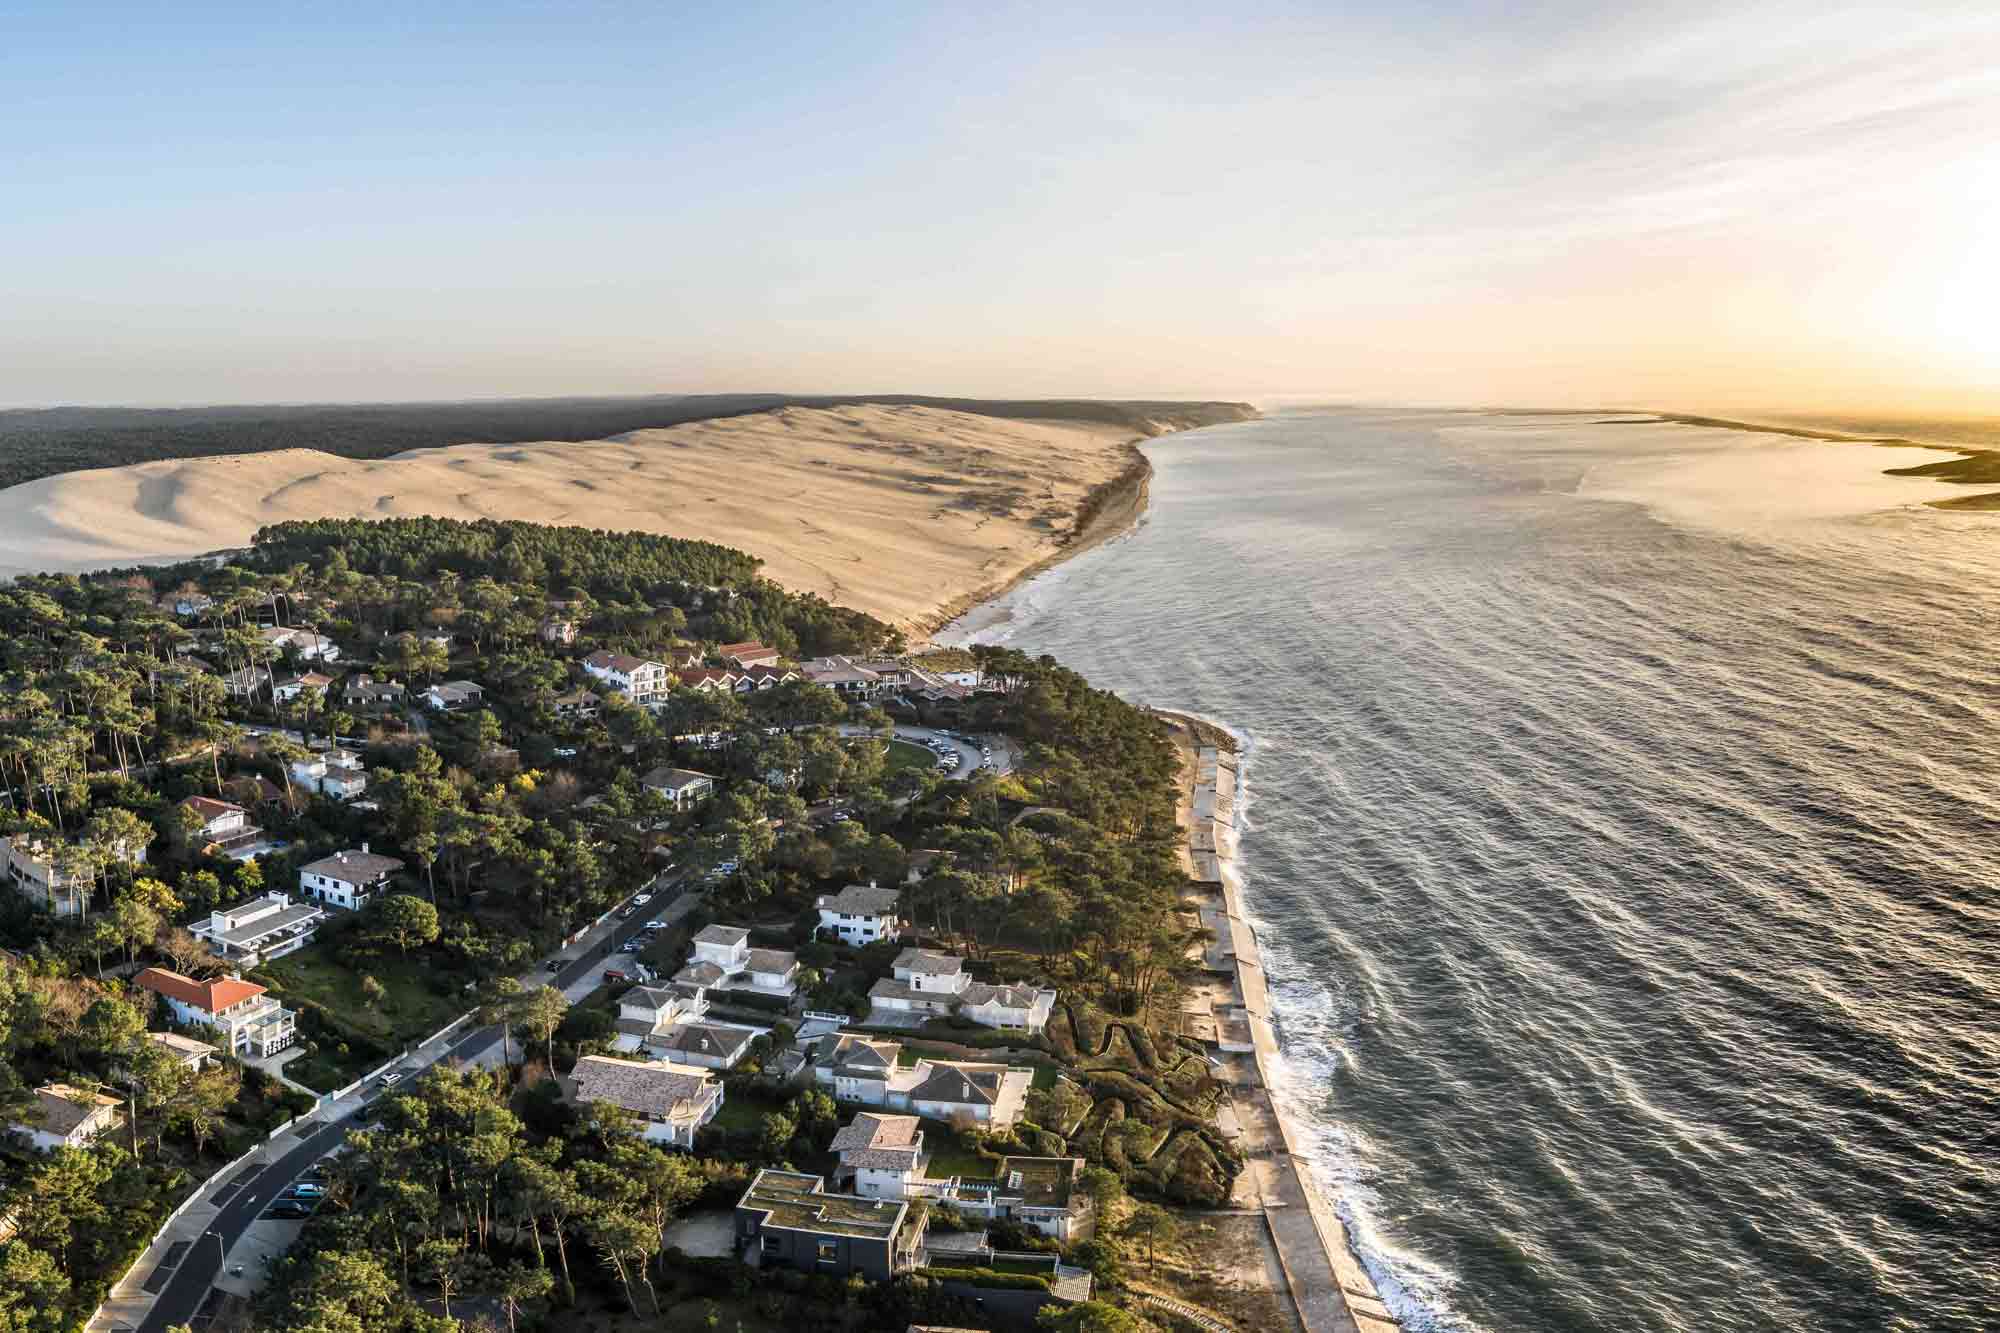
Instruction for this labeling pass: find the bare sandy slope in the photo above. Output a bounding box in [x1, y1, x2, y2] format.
[0, 404, 1136, 629]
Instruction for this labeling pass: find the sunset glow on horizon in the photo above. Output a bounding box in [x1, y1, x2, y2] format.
[4, 1, 1997, 414]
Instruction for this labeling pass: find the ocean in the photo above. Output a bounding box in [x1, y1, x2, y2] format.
[942, 407, 2000, 1333]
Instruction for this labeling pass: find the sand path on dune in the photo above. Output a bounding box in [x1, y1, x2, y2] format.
[0, 404, 1135, 630]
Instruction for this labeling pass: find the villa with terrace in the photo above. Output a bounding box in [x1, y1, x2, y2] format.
[288, 747, 368, 801]
[187, 890, 325, 965]
[674, 924, 799, 999]
[568, 1053, 722, 1149]
[135, 967, 297, 1057]
[734, 1168, 929, 1280]
[298, 846, 403, 911]
[811, 1032, 1032, 1128]
[815, 882, 905, 945]
[176, 795, 272, 861]
[868, 947, 1058, 1034]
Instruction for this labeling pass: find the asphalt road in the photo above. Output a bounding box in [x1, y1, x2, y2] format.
[135, 872, 696, 1332]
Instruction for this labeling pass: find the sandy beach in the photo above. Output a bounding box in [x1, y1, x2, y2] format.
[0, 404, 1149, 631]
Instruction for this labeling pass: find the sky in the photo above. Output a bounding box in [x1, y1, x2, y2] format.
[3, 1, 1997, 413]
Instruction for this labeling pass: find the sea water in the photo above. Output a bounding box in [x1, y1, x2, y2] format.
[944, 407, 2000, 1333]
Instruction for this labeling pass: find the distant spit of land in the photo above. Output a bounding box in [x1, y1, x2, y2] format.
[0, 395, 1255, 628]
[1592, 410, 2000, 510]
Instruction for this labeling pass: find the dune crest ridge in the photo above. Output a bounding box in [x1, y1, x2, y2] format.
[0, 404, 1142, 629]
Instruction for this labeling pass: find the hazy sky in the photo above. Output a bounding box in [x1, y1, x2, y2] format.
[5, 1, 1996, 412]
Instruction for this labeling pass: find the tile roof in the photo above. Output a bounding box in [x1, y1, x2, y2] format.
[816, 884, 902, 916]
[178, 795, 246, 822]
[815, 1032, 899, 1074]
[299, 849, 405, 881]
[675, 961, 726, 987]
[26, 1084, 121, 1138]
[692, 924, 749, 948]
[570, 1054, 717, 1122]
[960, 981, 1050, 1010]
[907, 1062, 1004, 1106]
[644, 767, 717, 792]
[651, 1021, 755, 1060]
[830, 1112, 922, 1154]
[146, 1031, 218, 1061]
[893, 948, 962, 977]
[135, 967, 266, 1015]
[743, 948, 797, 975]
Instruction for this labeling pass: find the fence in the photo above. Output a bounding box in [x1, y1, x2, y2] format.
[801, 1010, 853, 1026]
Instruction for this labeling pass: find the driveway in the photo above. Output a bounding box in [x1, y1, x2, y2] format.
[836, 723, 1013, 779]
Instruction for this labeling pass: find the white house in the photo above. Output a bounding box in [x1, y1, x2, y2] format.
[958, 981, 1058, 1035]
[272, 671, 334, 703]
[865, 949, 1056, 1033]
[289, 748, 367, 801]
[811, 1033, 1031, 1129]
[188, 891, 325, 965]
[675, 924, 799, 998]
[343, 674, 407, 710]
[582, 651, 670, 708]
[830, 1113, 928, 1200]
[11, 1085, 122, 1153]
[611, 985, 761, 1068]
[135, 968, 297, 1057]
[641, 768, 716, 810]
[422, 680, 485, 711]
[801, 655, 885, 698]
[815, 884, 904, 946]
[569, 1054, 722, 1149]
[733, 665, 800, 693]
[177, 795, 269, 861]
[298, 846, 404, 911]
[719, 641, 781, 668]
[259, 626, 340, 661]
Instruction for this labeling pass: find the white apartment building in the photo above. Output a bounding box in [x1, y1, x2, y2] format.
[582, 651, 670, 708]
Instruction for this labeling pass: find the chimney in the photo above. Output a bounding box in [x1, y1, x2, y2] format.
[361, 841, 369, 854]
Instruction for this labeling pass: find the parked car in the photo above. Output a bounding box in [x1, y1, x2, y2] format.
[619, 940, 641, 953]
[553, 746, 578, 758]
[545, 958, 565, 973]
[603, 967, 634, 983]
[286, 1183, 324, 1198]
[268, 1201, 311, 1219]
[380, 1072, 403, 1088]
[632, 892, 652, 905]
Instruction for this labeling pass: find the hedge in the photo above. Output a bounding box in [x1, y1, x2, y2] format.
[919, 1265, 1053, 1293]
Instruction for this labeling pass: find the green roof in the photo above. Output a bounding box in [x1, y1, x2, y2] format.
[739, 1168, 911, 1240]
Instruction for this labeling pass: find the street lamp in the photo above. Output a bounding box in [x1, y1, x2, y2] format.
[205, 1228, 226, 1270]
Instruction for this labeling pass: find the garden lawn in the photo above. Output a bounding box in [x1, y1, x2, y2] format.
[883, 739, 941, 776]
[255, 946, 464, 1047]
[919, 1120, 998, 1181]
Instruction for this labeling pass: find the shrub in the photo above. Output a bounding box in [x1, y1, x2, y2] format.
[918, 1265, 1052, 1292]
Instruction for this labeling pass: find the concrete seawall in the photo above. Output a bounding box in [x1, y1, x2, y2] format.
[1176, 729, 1400, 1333]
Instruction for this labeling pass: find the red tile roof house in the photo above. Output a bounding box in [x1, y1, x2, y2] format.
[135, 967, 298, 1057]
[676, 668, 739, 694]
[718, 641, 782, 668]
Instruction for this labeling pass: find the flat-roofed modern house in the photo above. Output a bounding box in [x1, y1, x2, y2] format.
[10, 1085, 123, 1153]
[815, 883, 904, 946]
[734, 1168, 928, 1280]
[177, 795, 271, 861]
[299, 846, 403, 911]
[569, 1053, 723, 1148]
[135, 967, 298, 1057]
[188, 890, 325, 965]
[826, 1112, 1094, 1241]
[641, 767, 716, 809]
[582, 651, 670, 708]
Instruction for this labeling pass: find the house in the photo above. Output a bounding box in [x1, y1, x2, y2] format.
[11, 1085, 123, 1153]
[539, 617, 578, 645]
[802, 655, 885, 698]
[828, 1114, 1093, 1242]
[957, 981, 1057, 1034]
[552, 687, 600, 719]
[582, 651, 670, 708]
[161, 591, 214, 618]
[611, 985, 760, 1069]
[271, 671, 334, 703]
[177, 796, 269, 861]
[219, 666, 272, 700]
[812, 1033, 1032, 1128]
[222, 775, 287, 809]
[815, 884, 904, 946]
[831, 1113, 928, 1200]
[188, 890, 326, 965]
[677, 668, 739, 694]
[289, 748, 367, 801]
[569, 1054, 723, 1149]
[734, 1168, 927, 1281]
[734, 665, 800, 694]
[298, 846, 404, 911]
[867, 950, 1055, 1034]
[0, 834, 146, 918]
[675, 924, 799, 998]
[135, 967, 298, 1057]
[145, 1031, 218, 1072]
[719, 642, 781, 668]
[642, 767, 716, 810]
[422, 680, 485, 711]
[342, 674, 407, 710]
[668, 647, 707, 670]
[259, 626, 340, 661]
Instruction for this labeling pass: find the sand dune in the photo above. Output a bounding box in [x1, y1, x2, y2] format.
[0, 404, 1140, 629]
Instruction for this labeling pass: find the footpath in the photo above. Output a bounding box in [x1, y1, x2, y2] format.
[1165, 719, 1399, 1333]
[89, 872, 696, 1333]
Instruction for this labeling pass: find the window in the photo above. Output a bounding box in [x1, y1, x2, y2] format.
[762, 1233, 782, 1254]
[817, 1240, 838, 1263]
